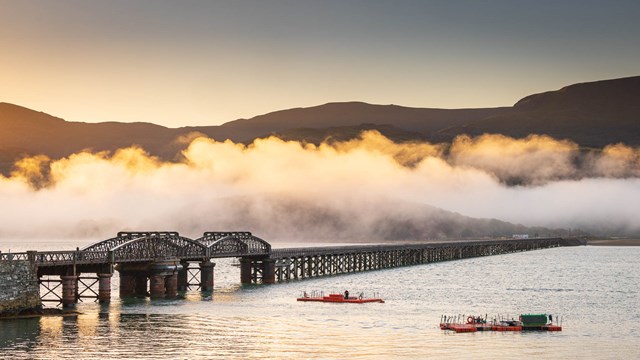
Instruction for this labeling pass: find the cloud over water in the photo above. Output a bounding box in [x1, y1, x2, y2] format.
[2, 131, 640, 240]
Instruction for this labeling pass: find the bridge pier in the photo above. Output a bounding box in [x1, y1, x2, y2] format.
[165, 273, 178, 298]
[135, 274, 148, 297]
[118, 273, 136, 298]
[199, 261, 215, 291]
[238, 258, 274, 284]
[116, 261, 181, 299]
[240, 258, 252, 284]
[97, 273, 112, 303]
[149, 274, 166, 299]
[148, 261, 183, 299]
[177, 261, 189, 291]
[262, 259, 275, 284]
[61, 275, 77, 309]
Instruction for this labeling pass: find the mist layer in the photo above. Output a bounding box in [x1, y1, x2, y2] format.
[2, 131, 639, 241]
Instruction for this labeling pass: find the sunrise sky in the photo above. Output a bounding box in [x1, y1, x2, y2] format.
[1, 0, 639, 127]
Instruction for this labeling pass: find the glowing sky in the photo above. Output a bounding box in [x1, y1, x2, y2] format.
[1, 0, 639, 127]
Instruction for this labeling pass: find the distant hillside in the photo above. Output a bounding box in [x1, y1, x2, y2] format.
[268, 123, 429, 144]
[0, 103, 180, 161]
[204, 194, 574, 241]
[0, 102, 506, 174]
[2, 75, 640, 175]
[194, 102, 508, 142]
[437, 76, 640, 147]
[198, 76, 640, 147]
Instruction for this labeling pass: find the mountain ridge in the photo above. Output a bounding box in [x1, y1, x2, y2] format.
[2, 75, 639, 170]
[4, 76, 639, 238]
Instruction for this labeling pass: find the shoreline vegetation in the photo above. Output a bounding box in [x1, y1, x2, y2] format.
[587, 239, 640, 246]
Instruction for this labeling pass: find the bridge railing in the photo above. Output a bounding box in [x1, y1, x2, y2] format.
[33, 251, 111, 266]
[270, 243, 436, 258]
[269, 238, 565, 258]
[32, 251, 76, 264]
[0, 251, 112, 266]
[0, 252, 29, 261]
[76, 250, 111, 264]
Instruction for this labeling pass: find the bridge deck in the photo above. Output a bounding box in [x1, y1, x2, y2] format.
[269, 238, 564, 258]
[0, 237, 584, 268]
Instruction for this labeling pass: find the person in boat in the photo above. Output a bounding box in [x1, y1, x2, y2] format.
[549, 314, 553, 324]
[344, 290, 349, 299]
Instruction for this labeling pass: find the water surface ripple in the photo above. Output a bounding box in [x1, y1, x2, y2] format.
[1, 246, 639, 359]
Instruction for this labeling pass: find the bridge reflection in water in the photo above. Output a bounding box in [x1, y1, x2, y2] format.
[0, 232, 584, 308]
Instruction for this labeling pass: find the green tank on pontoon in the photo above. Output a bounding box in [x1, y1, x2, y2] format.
[519, 314, 549, 326]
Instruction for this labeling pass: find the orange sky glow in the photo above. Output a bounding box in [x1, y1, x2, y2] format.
[1, 1, 639, 127]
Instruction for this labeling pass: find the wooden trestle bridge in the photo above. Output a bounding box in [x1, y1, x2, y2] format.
[0, 232, 584, 308]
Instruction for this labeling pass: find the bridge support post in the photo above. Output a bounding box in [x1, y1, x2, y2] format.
[240, 258, 252, 284]
[262, 259, 276, 284]
[119, 273, 136, 298]
[135, 275, 148, 297]
[116, 263, 151, 298]
[97, 273, 112, 304]
[61, 275, 77, 309]
[199, 262, 215, 291]
[149, 274, 166, 299]
[74, 275, 80, 302]
[177, 261, 189, 291]
[146, 261, 182, 299]
[165, 273, 178, 298]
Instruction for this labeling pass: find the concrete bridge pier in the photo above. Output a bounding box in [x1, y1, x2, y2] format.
[165, 273, 178, 298]
[240, 258, 253, 284]
[116, 263, 149, 298]
[97, 273, 113, 303]
[148, 261, 182, 299]
[117, 262, 182, 299]
[135, 274, 148, 296]
[61, 275, 77, 309]
[239, 258, 274, 284]
[149, 274, 166, 299]
[199, 261, 215, 291]
[177, 261, 189, 291]
[118, 273, 136, 298]
[262, 259, 275, 284]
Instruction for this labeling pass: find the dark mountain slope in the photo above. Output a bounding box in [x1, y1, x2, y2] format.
[2, 75, 640, 174]
[438, 76, 640, 146]
[0, 103, 181, 161]
[191, 101, 508, 142]
[0, 102, 508, 171]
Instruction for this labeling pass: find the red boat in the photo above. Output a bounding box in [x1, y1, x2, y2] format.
[297, 293, 384, 304]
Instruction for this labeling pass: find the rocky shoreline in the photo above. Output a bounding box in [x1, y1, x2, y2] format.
[0, 308, 80, 320]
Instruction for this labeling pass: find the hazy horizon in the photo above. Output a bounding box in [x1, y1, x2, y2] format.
[2, 131, 640, 242]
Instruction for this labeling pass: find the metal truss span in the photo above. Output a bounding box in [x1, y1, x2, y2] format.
[195, 232, 271, 258]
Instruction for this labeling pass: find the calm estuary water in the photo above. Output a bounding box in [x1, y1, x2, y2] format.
[1, 243, 639, 359]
